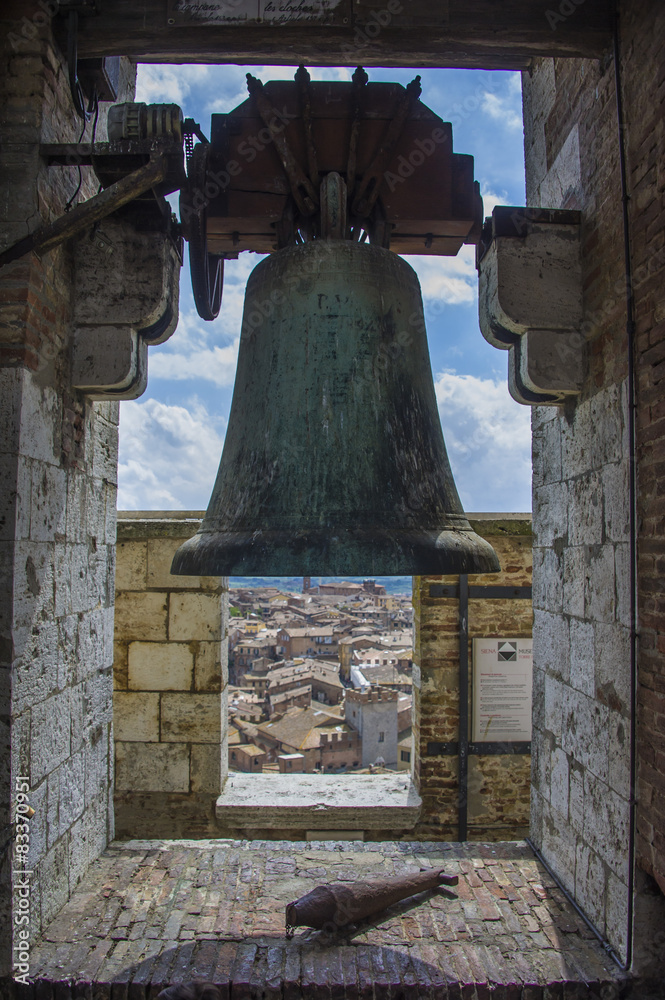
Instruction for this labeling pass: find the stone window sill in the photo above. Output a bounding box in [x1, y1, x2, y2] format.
[216, 773, 422, 831]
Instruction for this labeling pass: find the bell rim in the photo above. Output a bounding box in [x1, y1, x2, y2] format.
[171, 526, 500, 578]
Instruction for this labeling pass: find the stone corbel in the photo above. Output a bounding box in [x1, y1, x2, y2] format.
[477, 206, 584, 405]
[70, 212, 181, 399]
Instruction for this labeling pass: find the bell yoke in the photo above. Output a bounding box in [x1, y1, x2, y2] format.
[171, 67, 500, 578]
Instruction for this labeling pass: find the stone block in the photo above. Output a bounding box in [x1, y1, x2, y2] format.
[607, 708, 630, 800]
[604, 868, 629, 961]
[38, 837, 70, 928]
[574, 841, 606, 922]
[160, 693, 221, 743]
[114, 540, 147, 592]
[28, 462, 66, 542]
[532, 545, 563, 613]
[541, 799, 576, 890]
[568, 759, 584, 832]
[562, 546, 586, 619]
[113, 691, 160, 742]
[17, 372, 60, 466]
[85, 722, 110, 807]
[115, 741, 190, 792]
[561, 383, 623, 473]
[12, 619, 61, 715]
[613, 543, 630, 627]
[69, 792, 108, 892]
[70, 606, 111, 685]
[583, 543, 616, 624]
[582, 772, 630, 883]
[14, 540, 56, 627]
[533, 608, 570, 683]
[0, 451, 30, 542]
[601, 460, 629, 543]
[66, 470, 87, 544]
[532, 409, 562, 488]
[147, 537, 221, 591]
[533, 481, 568, 548]
[193, 640, 224, 691]
[91, 413, 119, 485]
[191, 743, 222, 793]
[567, 471, 603, 547]
[568, 619, 595, 697]
[113, 640, 129, 690]
[114, 591, 168, 642]
[561, 686, 609, 784]
[30, 689, 71, 784]
[549, 744, 569, 822]
[531, 664, 546, 735]
[58, 749, 86, 836]
[128, 641, 193, 691]
[594, 623, 630, 715]
[543, 674, 564, 740]
[169, 593, 222, 642]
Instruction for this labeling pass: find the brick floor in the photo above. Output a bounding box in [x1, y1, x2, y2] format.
[21, 840, 634, 999]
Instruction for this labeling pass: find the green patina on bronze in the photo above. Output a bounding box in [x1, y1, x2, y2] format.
[172, 239, 499, 577]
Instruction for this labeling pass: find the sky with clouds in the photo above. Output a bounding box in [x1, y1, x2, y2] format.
[118, 62, 530, 515]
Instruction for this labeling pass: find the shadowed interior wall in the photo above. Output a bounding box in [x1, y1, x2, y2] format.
[0, 21, 135, 973]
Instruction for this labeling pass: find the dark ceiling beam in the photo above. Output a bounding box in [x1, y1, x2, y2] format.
[71, 1, 613, 70]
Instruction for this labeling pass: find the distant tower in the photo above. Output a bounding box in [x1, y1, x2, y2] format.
[303, 576, 311, 593]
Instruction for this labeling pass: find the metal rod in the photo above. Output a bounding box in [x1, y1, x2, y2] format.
[458, 573, 469, 842]
[0, 155, 167, 269]
[613, 7, 637, 973]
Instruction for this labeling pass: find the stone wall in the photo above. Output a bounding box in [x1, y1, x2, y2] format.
[113, 513, 228, 838]
[525, 0, 665, 970]
[0, 14, 135, 973]
[413, 515, 533, 841]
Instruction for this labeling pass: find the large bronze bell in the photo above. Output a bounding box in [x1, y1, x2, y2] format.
[172, 235, 499, 576]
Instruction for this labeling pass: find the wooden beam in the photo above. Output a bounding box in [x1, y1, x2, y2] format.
[73, 0, 613, 69]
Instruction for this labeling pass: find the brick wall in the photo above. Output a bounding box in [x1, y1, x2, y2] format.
[525, 0, 665, 969]
[413, 516, 533, 841]
[620, 1, 665, 910]
[113, 513, 228, 838]
[0, 12, 135, 972]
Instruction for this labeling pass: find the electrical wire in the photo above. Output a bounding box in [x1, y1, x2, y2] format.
[64, 92, 100, 213]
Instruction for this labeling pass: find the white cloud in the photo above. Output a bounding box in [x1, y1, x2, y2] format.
[410, 247, 477, 306]
[480, 185, 511, 218]
[434, 371, 532, 512]
[117, 398, 225, 510]
[150, 304, 241, 386]
[135, 65, 210, 106]
[481, 83, 523, 131]
[149, 254, 268, 385]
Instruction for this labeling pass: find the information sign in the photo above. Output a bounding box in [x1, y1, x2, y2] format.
[472, 638, 533, 742]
